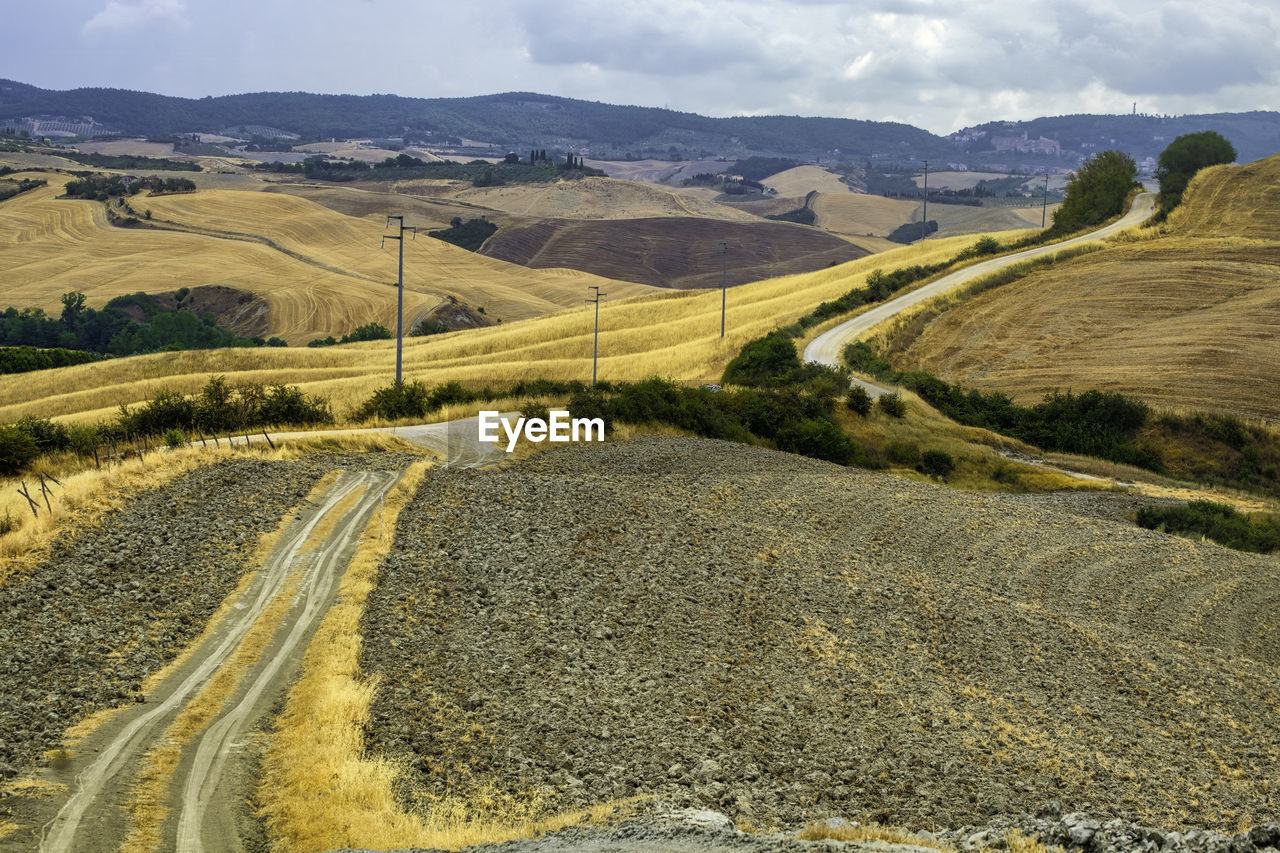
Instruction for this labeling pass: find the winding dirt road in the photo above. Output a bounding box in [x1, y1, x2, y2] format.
[35, 468, 400, 853]
[803, 194, 1156, 393]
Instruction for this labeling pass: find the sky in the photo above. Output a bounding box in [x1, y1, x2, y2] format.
[4, 0, 1278, 134]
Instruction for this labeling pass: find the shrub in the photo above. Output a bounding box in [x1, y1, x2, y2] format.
[16, 416, 70, 453]
[846, 386, 872, 416]
[774, 418, 860, 465]
[885, 439, 920, 465]
[0, 424, 39, 475]
[356, 380, 431, 421]
[1136, 500, 1280, 554]
[163, 428, 188, 449]
[722, 331, 801, 387]
[920, 449, 956, 479]
[878, 392, 906, 418]
[0, 509, 16, 536]
[411, 319, 450, 336]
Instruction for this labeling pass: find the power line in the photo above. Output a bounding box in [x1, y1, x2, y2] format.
[719, 241, 729, 338]
[586, 286, 606, 386]
[381, 215, 416, 384]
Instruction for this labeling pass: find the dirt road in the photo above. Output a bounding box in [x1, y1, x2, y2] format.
[803, 194, 1156, 389]
[32, 468, 400, 853]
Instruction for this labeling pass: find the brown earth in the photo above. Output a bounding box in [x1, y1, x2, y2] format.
[479, 217, 870, 288]
[359, 436, 1280, 834]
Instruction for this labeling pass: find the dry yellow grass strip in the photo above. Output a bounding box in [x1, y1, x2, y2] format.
[796, 821, 949, 849]
[258, 461, 627, 851]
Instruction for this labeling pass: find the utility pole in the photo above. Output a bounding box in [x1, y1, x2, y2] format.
[920, 159, 929, 242]
[1041, 174, 1050, 228]
[586, 286, 605, 386]
[381, 215, 416, 384]
[719, 241, 728, 338]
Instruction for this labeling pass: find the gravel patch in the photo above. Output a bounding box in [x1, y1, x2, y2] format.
[0, 451, 412, 778]
[361, 436, 1280, 832]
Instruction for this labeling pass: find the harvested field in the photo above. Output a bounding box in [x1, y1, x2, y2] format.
[761, 165, 852, 196]
[0, 233, 991, 423]
[0, 458, 331, 772]
[361, 436, 1280, 832]
[480, 217, 870, 288]
[455, 177, 756, 221]
[0, 179, 652, 344]
[896, 155, 1280, 422]
[593, 159, 734, 185]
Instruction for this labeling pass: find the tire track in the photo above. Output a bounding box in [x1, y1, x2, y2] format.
[37, 468, 400, 853]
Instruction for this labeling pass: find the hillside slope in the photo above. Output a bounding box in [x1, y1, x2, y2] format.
[480, 216, 869, 289]
[0, 176, 654, 344]
[0, 234, 986, 424]
[893, 154, 1280, 421]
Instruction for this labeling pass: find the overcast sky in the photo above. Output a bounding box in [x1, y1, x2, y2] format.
[5, 0, 1278, 134]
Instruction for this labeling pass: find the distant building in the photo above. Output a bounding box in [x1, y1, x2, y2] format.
[991, 131, 1062, 155]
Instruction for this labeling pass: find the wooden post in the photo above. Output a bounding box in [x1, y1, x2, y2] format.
[261, 428, 276, 450]
[36, 474, 53, 514]
[17, 482, 39, 518]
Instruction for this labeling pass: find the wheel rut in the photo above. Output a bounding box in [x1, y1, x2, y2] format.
[33, 468, 401, 853]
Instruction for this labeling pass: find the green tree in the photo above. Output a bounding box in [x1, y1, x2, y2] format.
[1155, 131, 1237, 218]
[1051, 150, 1140, 235]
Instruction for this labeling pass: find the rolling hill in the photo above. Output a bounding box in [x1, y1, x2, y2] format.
[890, 154, 1280, 421]
[480, 216, 870, 289]
[0, 173, 655, 344]
[0, 234, 986, 425]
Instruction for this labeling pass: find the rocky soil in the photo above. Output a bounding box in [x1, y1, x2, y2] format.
[0, 452, 409, 779]
[346, 805, 1280, 853]
[361, 436, 1280, 833]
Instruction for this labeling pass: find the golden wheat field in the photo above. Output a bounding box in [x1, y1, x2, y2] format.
[760, 165, 853, 197]
[0, 175, 653, 343]
[895, 155, 1280, 422]
[4, 234, 985, 425]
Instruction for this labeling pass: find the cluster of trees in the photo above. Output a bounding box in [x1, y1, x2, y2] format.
[307, 322, 392, 348]
[1049, 149, 1140, 236]
[0, 346, 101, 375]
[427, 217, 497, 251]
[64, 174, 195, 200]
[0, 177, 45, 202]
[60, 151, 201, 172]
[1155, 130, 1237, 219]
[0, 291, 270, 357]
[887, 220, 938, 244]
[257, 155, 603, 186]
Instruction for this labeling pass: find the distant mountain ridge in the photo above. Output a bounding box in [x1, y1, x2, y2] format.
[3, 78, 1279, 166]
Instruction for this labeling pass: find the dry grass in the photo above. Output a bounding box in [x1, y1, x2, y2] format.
[761, 165, 853, 196]
[0, 177, 652, 344]
[121, 560, 311, 853]
[896, 154, 1280, 422]
[796, 821, 948, 849]
[452, 175, 756, 221]
[257, 461, 631, 851]
[4, 234, 991, 427]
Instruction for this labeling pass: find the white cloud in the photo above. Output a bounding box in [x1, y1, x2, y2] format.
[83, 0, 188, 33]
